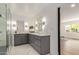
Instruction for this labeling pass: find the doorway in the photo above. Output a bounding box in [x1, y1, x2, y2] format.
[58, 4, 79, 55]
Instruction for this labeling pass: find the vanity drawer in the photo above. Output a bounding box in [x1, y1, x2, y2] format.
[14, 34, 27, 46]
[33, 39, 40, 47]
[31, 43, 41, 53]
[28, 34, 50, 55]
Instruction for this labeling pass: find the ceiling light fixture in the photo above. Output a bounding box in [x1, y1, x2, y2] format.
[61, 18, 79, 23]
[71, 4, 76, 8]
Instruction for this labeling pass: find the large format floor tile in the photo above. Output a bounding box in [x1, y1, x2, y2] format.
[8, 44, 39, 55]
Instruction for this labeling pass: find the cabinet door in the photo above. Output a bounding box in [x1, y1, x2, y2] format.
[14, 34, 27, 46]
[14, 35, 21, 45]
[20, 35, 27, 44]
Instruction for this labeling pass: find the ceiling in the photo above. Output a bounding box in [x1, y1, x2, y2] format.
[8, 3, 64, 21]
[61, 4, 79, 22]
[9, 4, 48, 17]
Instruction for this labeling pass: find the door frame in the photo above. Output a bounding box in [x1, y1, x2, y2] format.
[58, 7, 61, 55]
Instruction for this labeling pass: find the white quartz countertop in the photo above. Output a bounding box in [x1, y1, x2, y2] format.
[30, 33, 50, 36]
[14, 32, 50, 36]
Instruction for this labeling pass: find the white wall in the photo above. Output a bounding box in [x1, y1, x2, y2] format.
[45, 8, 58, 55]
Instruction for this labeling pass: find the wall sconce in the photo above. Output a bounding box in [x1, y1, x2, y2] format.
[35, 27, 38, 30]
[42, 17, 46, 25]
[25, 22, 28, 26]
[42, 17, 47, 31]
[42, 22, 45, 25]
[24, 22, 29, 31]
[7, 20, 17, 31]
[12, 27, 17, 31]
[13, 24, 16, 27]
[42, 25, 45, 31]
[12, 21, 17, 31]
[35, 21, 38, 25]
[35, 21, 38, 27]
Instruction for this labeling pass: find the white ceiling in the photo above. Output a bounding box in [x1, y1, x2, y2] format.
[61, 4, 79, 21]
[8, 3, 64, 21]
[9, 4, 48, 17]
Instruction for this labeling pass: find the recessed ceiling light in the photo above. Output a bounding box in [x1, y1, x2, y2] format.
[71, 4, 76, 8]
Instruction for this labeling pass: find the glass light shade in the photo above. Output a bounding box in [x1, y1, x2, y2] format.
[35, 27, 38, 30]
[42, 17, 47, 26]
[12, 27, 17, 31]
[25, 27, 29, 31]
[35, 21, 38, 25]
[42, 17, 46, 22]
[25, 22, 28, 26]
[12, 21, 17, 25]
[42, 25, 45, 31]
[24, 22, 29, 31]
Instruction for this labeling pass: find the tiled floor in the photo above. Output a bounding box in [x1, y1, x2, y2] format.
[8, 44, 40, 55]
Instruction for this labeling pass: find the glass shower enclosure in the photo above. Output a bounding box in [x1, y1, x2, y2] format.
[0, 4, 12, 55]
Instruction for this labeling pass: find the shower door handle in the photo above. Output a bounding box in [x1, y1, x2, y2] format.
[0, 31, 2, 36]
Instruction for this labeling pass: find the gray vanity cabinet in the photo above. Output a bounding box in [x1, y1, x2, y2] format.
[14, 34, 28, 46]
[14, 33, 50, 55]
[29, 34, 50, 55]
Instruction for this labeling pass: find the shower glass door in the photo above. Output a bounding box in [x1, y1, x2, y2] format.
[0, 4, 7, 55]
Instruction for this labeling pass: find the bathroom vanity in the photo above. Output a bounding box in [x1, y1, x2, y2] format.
[14, 34, 29, 46]
[29, 33, 50, 55]
[14, 33, 50, 55]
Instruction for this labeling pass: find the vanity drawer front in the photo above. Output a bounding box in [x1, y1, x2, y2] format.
[31, 43, 41, 54]
[29, 34, 33, 43]
[14, 34, 27, 46]
[29, 37, 32, 43]
[29, 35, 33, 39]
[33, 39, 40, 47]
[20, 38, 27, 43]
[33, 36, 40, 40]
[29, 38, 40, 46]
